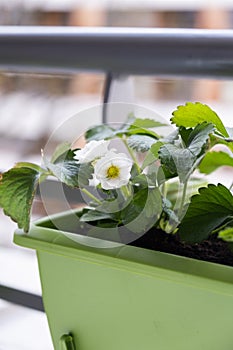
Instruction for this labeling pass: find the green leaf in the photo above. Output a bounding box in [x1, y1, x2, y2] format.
[178, 184, 233, 243]
[127, 135, 157, 152]
[142, 141, 163, 170]
[125, 126, 160, 139]
[47, 160, 93, 188]
[122, 187, 162, 233]
[77, 163, 95, 187]
[199, 151, 233, 174]
[95, 188, 131, 214]
[80, 209, 114, 222]
[162, 199, 180, 227]
[131, 118, 167, 128]
[218, 226, 233, 242]
[132, 174, 155, 188]
[53, 148, 77, 164]
[85, 124, 115, 141]
[209, 133, 233, 152]
[179, 127, 193, 147]
[45, 149, 94, 188]
[159, 123, 214, 182]
[14, 162, 45, 173]
[171, 102, 228, 137]
[159, 144, 195, 182]
[50, 142, 71, 163]
[0, 167, 40, 232]
[85, 117, 163, 142]
[187, 123, 215, 156]
[161, 129, 179, 143]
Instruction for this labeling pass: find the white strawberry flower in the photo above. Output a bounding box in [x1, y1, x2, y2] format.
[74, 140, 110, 164]
[94, 151, 133, 190]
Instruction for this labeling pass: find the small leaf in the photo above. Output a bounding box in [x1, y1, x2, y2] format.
[179, 127, 193, 147]
[53, 148, 77, 164]
[141, 142, 163, 169]
[0, 167, 40, 232]
[162, 198, 180, 227]
[187, 123, 215, 156]
[45, 149, 94, 188]
[126, 126, 160, 139]
[85, 125, 115, 141]
[132, 174, 155, 188]
[95, 188, 131, 214]
[159, 144, 195, 182]
[171, 102, 228, 137]
[50, 142, 71, 163]
[47, 160, 93, 188]
[159, 123, 214, 182]
[161, 129, 179, 143]
[132, 118, 167, 128]
[77, 163, 95, 187]
[199, 151, 233, 174]
[209, 133, 233, 152]
[80, 209, 114, 222]
[178, 184, 233, 243]
[122, 187, 162, 233]
[218, 226, 233, 242]
[127, 135, 157, 152]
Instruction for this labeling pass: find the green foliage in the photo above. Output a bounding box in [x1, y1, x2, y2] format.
[0, 167, 40, 232]
[85, 116, 162, 142]
[178, 184, 233, 243]
[50, 142, 72, 163]
[199, 151, 233, 174]
[121, 187, 162, 233]
[218, 226, 233, 242]
[85, 125, 115, 141]
[159, 123, 214, 183]
[142, 142, 163, 169]
[44, 149, 93, 188]
[171, 102, 228, 137]
[127, 135, 157, 152]
[80, 209, 115, 222]
[1, 100, 233, 255]
[209, 133, 233, 152]
[130, 118, 167, 128]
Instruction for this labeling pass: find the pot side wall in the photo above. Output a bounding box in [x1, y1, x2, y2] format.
[37, 249, 233, 350]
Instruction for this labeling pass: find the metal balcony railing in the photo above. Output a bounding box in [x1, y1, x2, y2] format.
[1, 26, 233, 77]
[1, 26, 233, 311]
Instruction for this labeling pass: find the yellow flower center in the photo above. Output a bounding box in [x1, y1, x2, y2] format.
[106, 165, 120, 179]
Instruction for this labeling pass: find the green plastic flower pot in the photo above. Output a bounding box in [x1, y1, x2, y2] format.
[14, 210, 233, 350]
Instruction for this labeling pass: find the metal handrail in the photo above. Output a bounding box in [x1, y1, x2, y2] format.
[1, 26, 233, 78]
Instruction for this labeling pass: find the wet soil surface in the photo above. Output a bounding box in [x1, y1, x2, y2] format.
[130, 230, 233, 267]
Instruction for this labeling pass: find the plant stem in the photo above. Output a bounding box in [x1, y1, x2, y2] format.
[122, 138, 141, 173]
[161, 182, 167, 197]
[121, 185, 131, 199]
[81, 188, 102, 205]
[177, 180, 188, 220]
[212, 218, 233, 234]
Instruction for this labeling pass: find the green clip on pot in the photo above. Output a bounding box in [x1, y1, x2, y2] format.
[59, 334, 76, 350]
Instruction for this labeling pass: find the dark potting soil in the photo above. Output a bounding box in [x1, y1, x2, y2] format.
[130, 229, 233, 267]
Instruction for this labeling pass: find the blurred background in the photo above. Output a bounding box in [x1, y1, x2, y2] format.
[0, 1, 233, 349]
